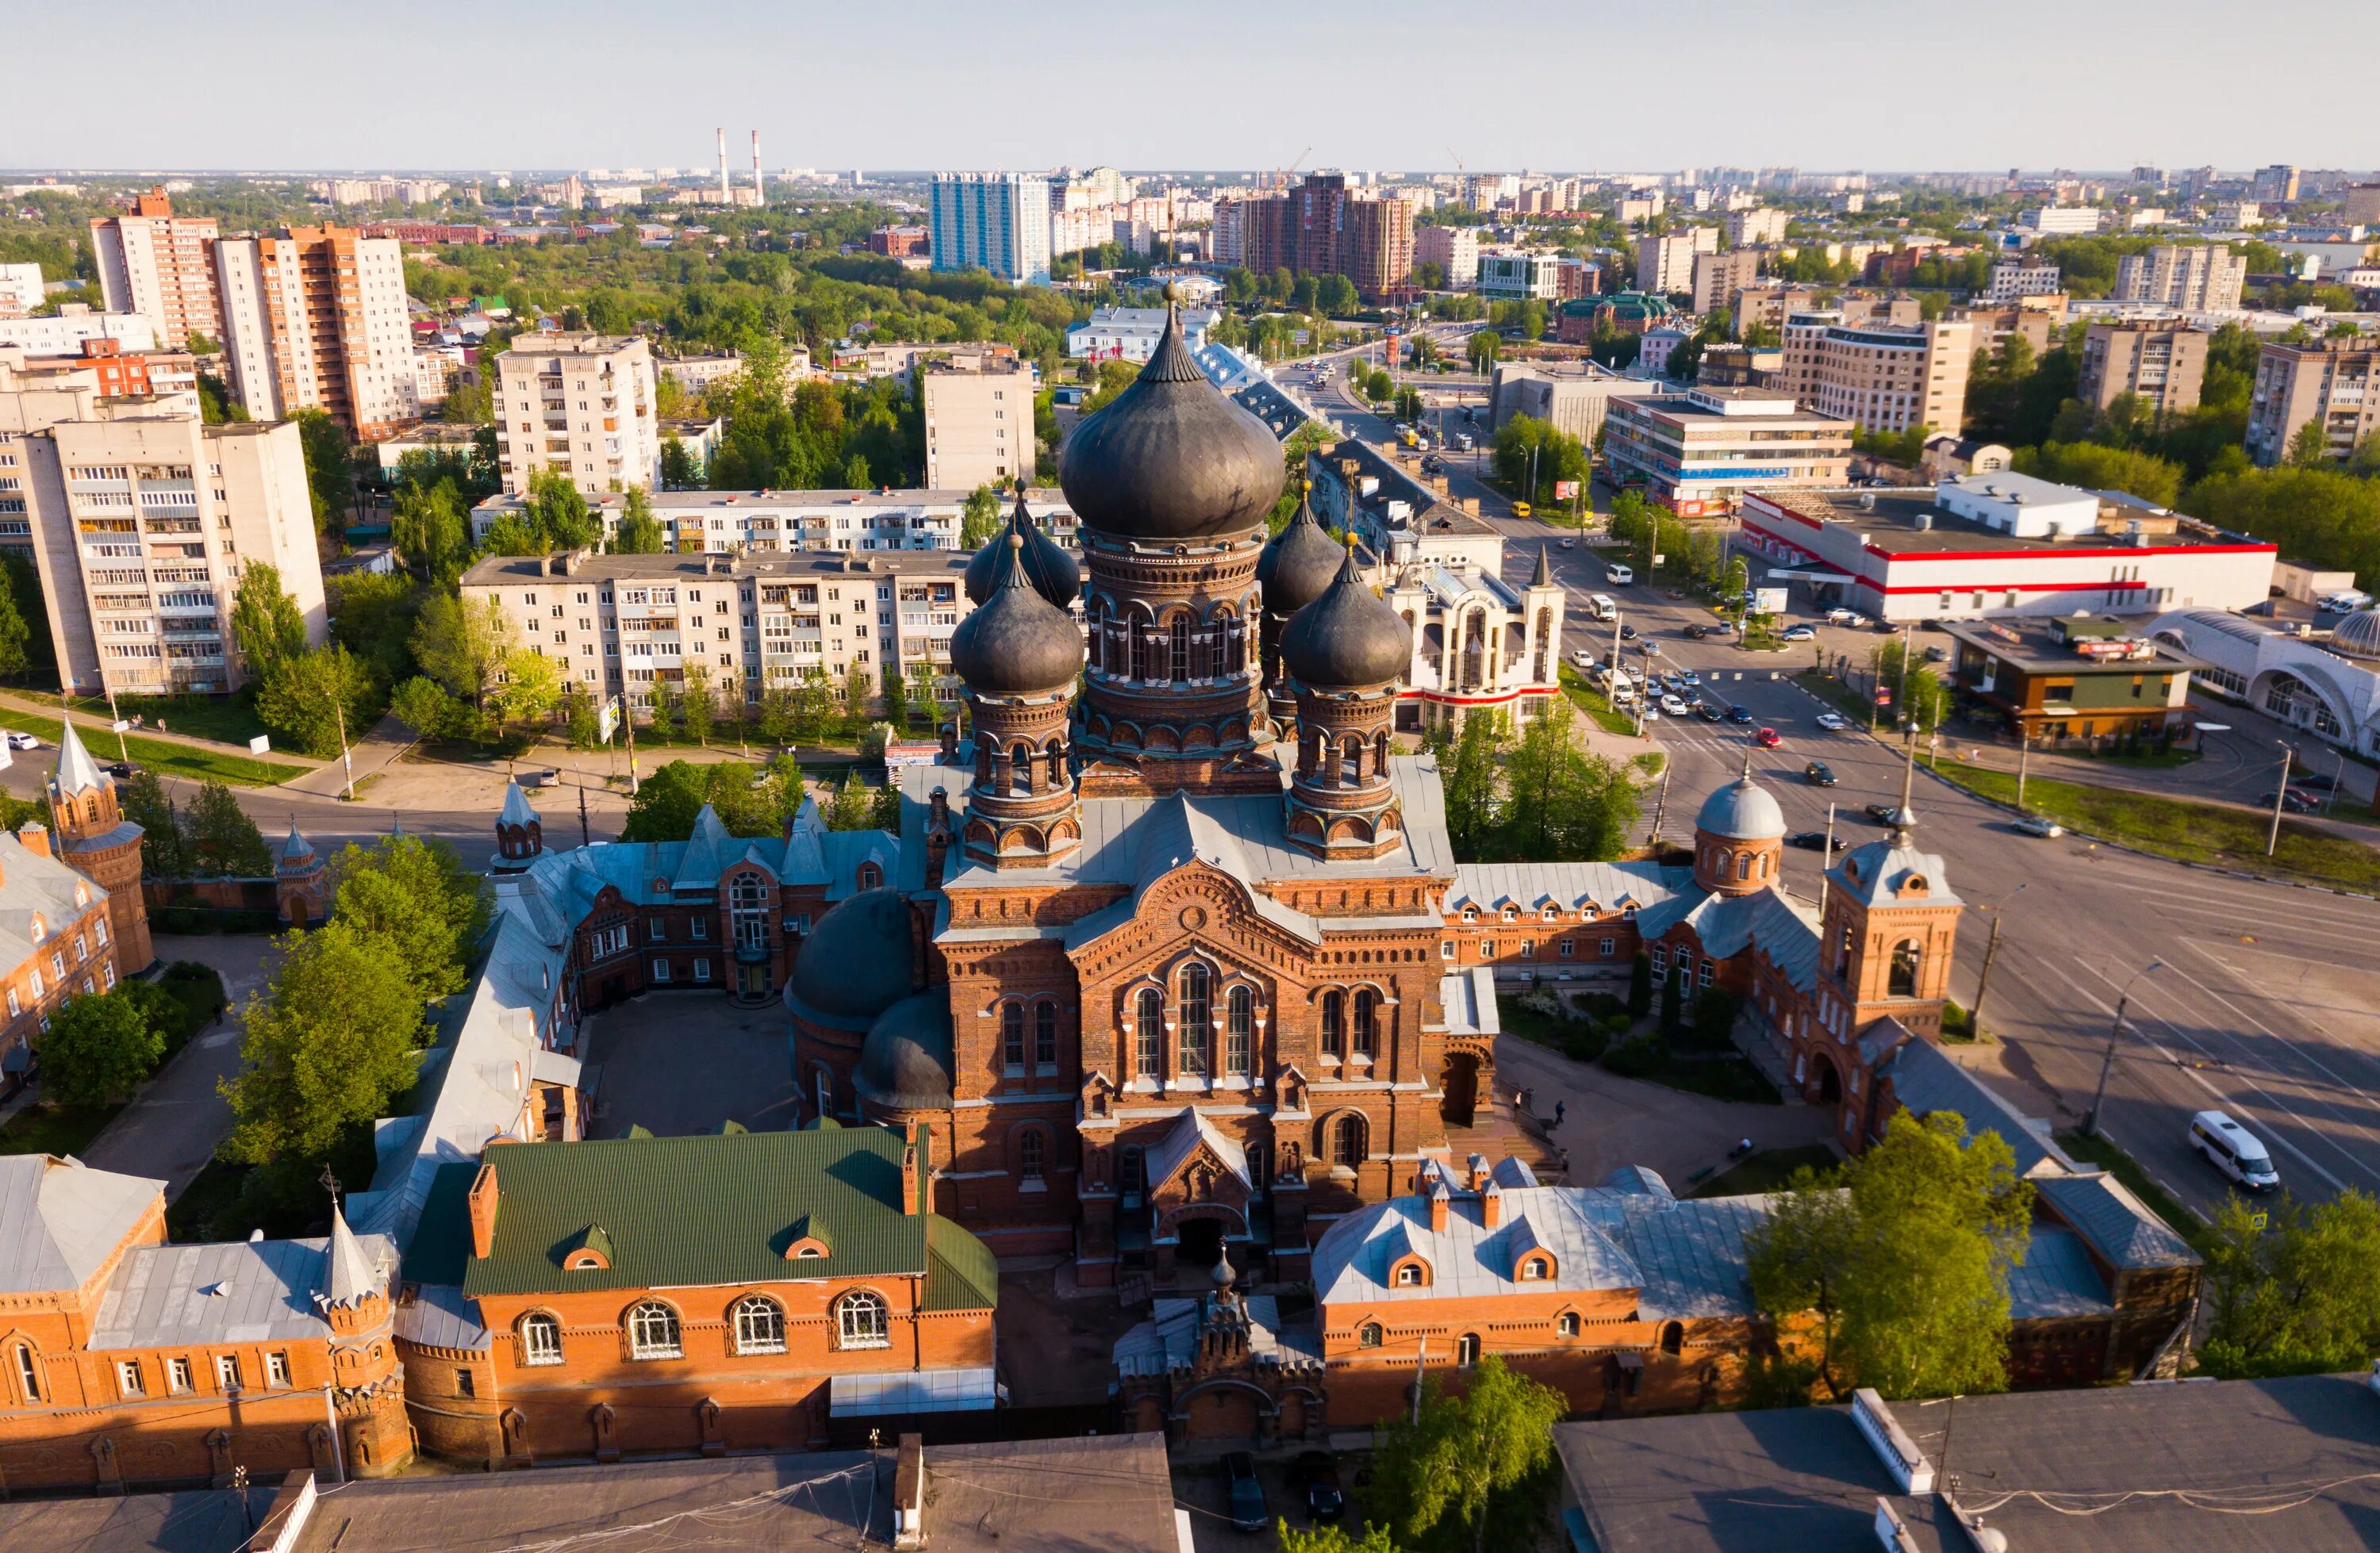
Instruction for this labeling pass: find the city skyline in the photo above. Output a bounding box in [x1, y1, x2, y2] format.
[6, 0, 2367, 174]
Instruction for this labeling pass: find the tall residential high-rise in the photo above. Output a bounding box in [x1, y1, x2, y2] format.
[1635, 231, 1714, 296]
[1778, 313, 1975, 435]
[1237, 174, 1415, 301]
[2250, 164, 2301, 203]
[2078, 324, 2207, 420]
[0, 357, 328, 696]
[2245, 339, 2378, 466]
[921, 357, 1035, 490]
[1723, 207, 1788, 247]
[491, 333, 661, 497]
[1415, 224, 1481, 289]
[2113, 245, 2248, 311]
[87, 188, 221, 349]
[928, 173, 1053, 286]
[2344, 185, 2380, 226]
[212, 224, 416, 439]
[1691, 248, 1762, 317]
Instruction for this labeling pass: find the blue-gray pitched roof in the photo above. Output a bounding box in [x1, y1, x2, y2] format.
[2036, 1174, 2199, 1271]
[1879, 1036, 2073, 1178]
[2005, 1224, 2113, 1319]
[88, 1230, 397, 1350]
[0, 1155, 159, 1294]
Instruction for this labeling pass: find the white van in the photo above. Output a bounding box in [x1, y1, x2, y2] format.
[2319, 589, 2373, 614]
[2190, 1110, 2279, 1191]
[1606, 564, 1635, 586]
[1586, 593, 1618, 621]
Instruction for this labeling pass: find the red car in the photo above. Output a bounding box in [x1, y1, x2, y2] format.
[1754, 727, 1783, 748]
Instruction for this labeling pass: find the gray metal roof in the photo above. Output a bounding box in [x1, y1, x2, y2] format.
[88, 1230, 396, 1350]
[0, 1154, 159, 1294]
[0, 828, 115, 979]
[2036, 1173, 2200, 1270]
[1879, 1037, 2072, 1178]
[53, 715, 107, 796]
[390, 1279, 491, 1353]
[1112, 1294, 1323, 1379]
[2005, 1224, 2113, 1318]
[1439, 967, 1499, 1037]
[0, 1489, 255, 1553]
[1449, 859, 1687, 918]
[1314, 1184, 1647, 1308]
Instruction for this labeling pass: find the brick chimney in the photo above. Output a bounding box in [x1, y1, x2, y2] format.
[468, 1162, 500, 1258]
[1467, 1152, 1490, 1191]
[1480, 1180, 1502, 1229]
[900, 1125, 928, 1216]
[1428, 1180, 1449, 1233]
[892, 1434, 927, 1547]
[15, 821, 48, 860]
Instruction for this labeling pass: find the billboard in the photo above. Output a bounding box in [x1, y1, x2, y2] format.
[1753, 588, 1789, 616]
[1553, 480, 1580, 500]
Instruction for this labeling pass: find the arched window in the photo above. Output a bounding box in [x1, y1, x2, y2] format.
[1660, 1321, 1685, 1356]
[1034, 999, 1058, 1066]
[13, 1342, 39, 1402]
[1120, 1145, 1146, 1200]
[731, 872, 769, 950]
[1088, 602, 1106, 673]
[519, 1313, 563, 1367]
[1179, 964, 1211, 1076]
[1001, 1003, 1026, 1068]
[1320, 990, 1345, 1057]
[1331, 1113, 1365, 1168]
[1456, 1332, 1481, 1367]
[1889, 939, 1922, 999]
[1019, 1129, 1045, 1181]
[1352, 989, 1378, 1057]
[1557, 1312, 1580, 1338]
[1129, 613, 1149, 681]
[1519, 1256, 1549, 1281]
[1134, 988, 1163, 1077]
[836, 1290, 891, 1349]
[732, 1294, 786, 1355]
[627, 1301, 682, 1359]
[1226, 986, 1253, 1076]
[1357, 1321, 1384, 1348]
[1395, 1263, 1425, 1286]
[1010, 742, 1034, 794]
[857, 862, 881, 892]
[1225, 614, 1245, 675]
[1341, 735, 1362, 785]
[1737, 852, 1753, 881]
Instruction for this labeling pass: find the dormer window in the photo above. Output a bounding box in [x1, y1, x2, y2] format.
[1500, 906, 1517, 922]
[857, 863, 882, 891]
[1395, 1264, 1423, 1286]
[1518, 1256, 1550, 1281]
[1540, 906, 1556, 920]
[1461, 907, 1477, 922]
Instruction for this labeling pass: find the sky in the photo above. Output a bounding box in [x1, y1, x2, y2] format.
[6, 0, 2371, 175]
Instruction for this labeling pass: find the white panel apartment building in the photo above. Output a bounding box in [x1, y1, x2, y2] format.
[2113, 245, 2248, 312]
[928, 173, 1053, 286]
[88, 190, 221, 349]
[212, 226, 417, 437]
[468, 486, 1078, 554]
[1415, 225, 1482, 288]
[492, 334, 662, 496]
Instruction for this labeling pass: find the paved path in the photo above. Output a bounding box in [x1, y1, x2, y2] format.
[81, 935, 274, 1198]
[278, 711, 417, 798]
[0, 690, 324, 767]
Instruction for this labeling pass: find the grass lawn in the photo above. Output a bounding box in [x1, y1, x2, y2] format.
[2055, 1129, 2213, 1256]
[1687, 1143, 1842, 1198]
[1560, 665, 1647, 739]
[27, 689, 277, 748]
[0, 1101, 122, 1157]
[0, 707, 308, 787]
[1795, 669, 1882, 726]
[1937, 762, 2380, 892]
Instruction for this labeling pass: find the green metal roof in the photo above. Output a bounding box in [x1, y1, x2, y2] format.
[455, 1126, 995, 1312]
[401, 1161, 482, 1286]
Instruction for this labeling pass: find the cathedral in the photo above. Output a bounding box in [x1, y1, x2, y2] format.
[785, 296, 1503, 1286]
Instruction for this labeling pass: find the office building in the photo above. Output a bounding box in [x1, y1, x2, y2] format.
[212, 225, 416, 439]
[2021, 205, 2102, 235]
[0, 264, 41, 318]
[1489, 362, 1661, 443]
[921, 356, 1035, 489]
[87, 188, 221, 349]
[2246, 338, 2380, 466]
[1984, 258, 2063, 301]
[2078, 324, 2207, 419]
[491, 334, 661, 496]
[927, 173, 1052, 285]
[1477, 251, 1567, 301]
[1415, 224, 1482, 288]
[2113, 244, 2248, 311]
[1691, 248, 1762, 316]
[1778, 313, 1975, 435]
[1634, 229, 1718, 295]
[1603, 386, 1853, 515]
[1723, 207, 1787, 246]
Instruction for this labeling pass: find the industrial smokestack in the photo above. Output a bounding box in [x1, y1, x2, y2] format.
[751, 130, 763, 201]
[716, 128, 729, 201]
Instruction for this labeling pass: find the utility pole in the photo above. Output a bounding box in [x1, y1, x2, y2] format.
[332, 698, 354, 801]
[1609, 610, 1624, 717]
[103, 683, 129, 764]
[1648, 765, 1672, 845]
[1818, 801, 1837, 915]
[624, 695, 640, 795]
[2085, 961, 2162, 1137]
[2016, 729, 2033, 808]
[578, 784, 591, 848]
[1971, 915, 2006, 1037]
[2267, 741, 2293, 857]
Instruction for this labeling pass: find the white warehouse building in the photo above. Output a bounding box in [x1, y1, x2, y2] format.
[2148, 606, 2380, 757]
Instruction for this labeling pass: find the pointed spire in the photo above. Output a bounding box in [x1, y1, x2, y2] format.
[1532, 544, 1553, 588]
[499, 778, 539, 829]
[1891, 729, 1919, 842]
[1740, 746, 1754, 784]
[317, 1198, 382, 1310]
[52, 717, 106, 797]
[279, 819, 313, 864]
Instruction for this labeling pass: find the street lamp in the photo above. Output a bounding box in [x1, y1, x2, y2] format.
[1966, 883, 2027, 1041]
[2082, 959, 2163, 1138]
[2267, 739, 2294, 857]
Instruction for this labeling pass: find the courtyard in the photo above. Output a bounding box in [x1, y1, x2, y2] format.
[577, 991, 799, 1138]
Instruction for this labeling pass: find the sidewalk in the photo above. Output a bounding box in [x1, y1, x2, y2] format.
[279, 711, 416, 798]
[0, 690, 324, 769]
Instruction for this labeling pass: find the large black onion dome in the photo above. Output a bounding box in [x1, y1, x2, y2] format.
[1281, 548, 1411, 690]
[788, 888, 916, 1022]
[854, 991, 955, 1110]
[965, 485, 1079, 609]
[1058, 300, 1285, 541]
[1256, 488, 1342, 621]
[949, 535, 1084, 696]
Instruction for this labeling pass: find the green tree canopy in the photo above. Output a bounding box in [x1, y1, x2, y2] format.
[613, 485, 668, 554]
[255, 645, 377, 758]
[960, 484, 1004, 549]
[412, 592, 513, 708]
[1372, 1355, 1566, 1553]
[620, 757, 805, 842]
[2013, 439, 2183, 508]
[2200, 1189, 2380, 1379]
[36, 990, 166, 1108]
[328, 833, 493, 1003]
[229, 563, 309, 684]
[121, 769, 186, 879]
[182, 779, 271, 877]
[1491, 415, 1587, 506]
[221, 922, 426, 1164]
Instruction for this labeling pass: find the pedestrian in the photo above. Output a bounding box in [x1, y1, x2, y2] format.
[1553, 1101, 1567, 1128]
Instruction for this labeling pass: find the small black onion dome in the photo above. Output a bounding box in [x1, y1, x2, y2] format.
[1256, 488, 1342, 621]
[1058, 298, 1285, 540]
[854, 991, 954, 1111]
[1281, 548, 1411, 690]
[949, 535, 1084, 696]
[788, 888, 916, 1022]
[964, 484, 1079, 609]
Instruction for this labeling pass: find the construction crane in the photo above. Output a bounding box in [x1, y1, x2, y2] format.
[1275, 147, 1311, 190]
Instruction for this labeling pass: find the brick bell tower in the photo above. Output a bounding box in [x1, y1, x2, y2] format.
[48, 719, 152, 978]
[1279, 546, 1411, 859]
[948, 532, 1086, 867]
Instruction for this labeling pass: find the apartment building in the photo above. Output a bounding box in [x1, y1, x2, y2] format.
[1723, 208, 1788, 247]
[1603, 386, 1852, 516]
[2113, 244, 2248, 311]
[468, 486, 1078, 554]
[2078, 324, 2207, 419]
[1778, 313, 1975, 435]
[2020, 206, 2102, 235]
[928, 173, 1053, 286]
[491, 334, 661, 497]
[2245, 339, 2379, 466]
[1477, 251, 1569, 301]
[213, 225, 417, 438]
[1415, 224, 1482, 288]
[1238, 175, 1417, 301]
[1984, 259, 2063, 301]
[0, 310, 159, 357]
[88, 189, 221, 350]
[2345, 184, 2380, 226]
[1066, 305, 1219, 362]
[459, 547, 993, 718]
[1634, 229, 1718, 296]
[1691, 248, 1762, 317]
[0, 265, 41, 318]
[921, 357, 1035, 489]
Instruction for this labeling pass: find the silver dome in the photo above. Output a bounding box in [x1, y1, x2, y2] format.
[1695, 772, 1786, 842]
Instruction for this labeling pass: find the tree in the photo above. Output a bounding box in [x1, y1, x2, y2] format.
[182, 780, 271, 877]
[328, 834, 493, 1002]
[2287, 417, 2332, 467]
[658, 435, 703, 490]
[904, 661, 942, 733]
[388, 676, 457, 738]
[680, 663, 716, 746]
[35, 991, 164, 1107]
[1466, 330, 1500, 374]
[2199, 1189, 2380, 1379]
[1499, 699, 1638, 861]
[1280, 1524, 1401, 1553]
[1432, 711, 1502, 857]
[841, 665, 875, 734]
[0, 554, 30, 681]
[326, 570, 423, 692]
[517, 467, 602, 552]
[792, 666, 838, 741]
[960, 484, 1004, 549]
[121, 770, 187, 879]
[293, 408, 354, 535]
[490, 647, 564, 731]
[255, 646, 376, 758]
[2013, 440, 2182, 508]
[562, 681, 603, 750]
[392, 477, 472, 583]
[1491, 415, 1587, 507]
[2182, 466, 2380, 582]
[880, 665, 910, 734]
[1374, 1356, 1565, 1553]
[613, 486, 668, 553]
[412, 592, 512, 709]
[2, 556, 52, 684]
[826, 770, 875, 830]
[1747, 1168, 1858, 1400]
[220, 922, 425, 1164]
[229, 564, 309, 684]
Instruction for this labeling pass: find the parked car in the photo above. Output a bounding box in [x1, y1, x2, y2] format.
[1803, 761, 1837, 786]
[1224, 1452, 1268, 1532]
[1299, 1451, 1345, 1523]
[1781, 624, 1818, 642]
[1923, 644, 1949, 661]
[2290, 772, 2340, 792]
[1814, 712, 1851, 731]
[105, 761, 140, 780]
[1787, 830, 1849, 852]
[2012, 814, 2064, 838]
[1684, 623, 1712, 639]
[1618, 623, 1639, 641]
[1754, 727, 1783, 748]
[3, 732, 39, 750]
[1864, 801, 1902, 823]
[2259, 788, 2321, 814]
[1727, 704, 1753, 724]
[1824, 608, 1858, 624]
